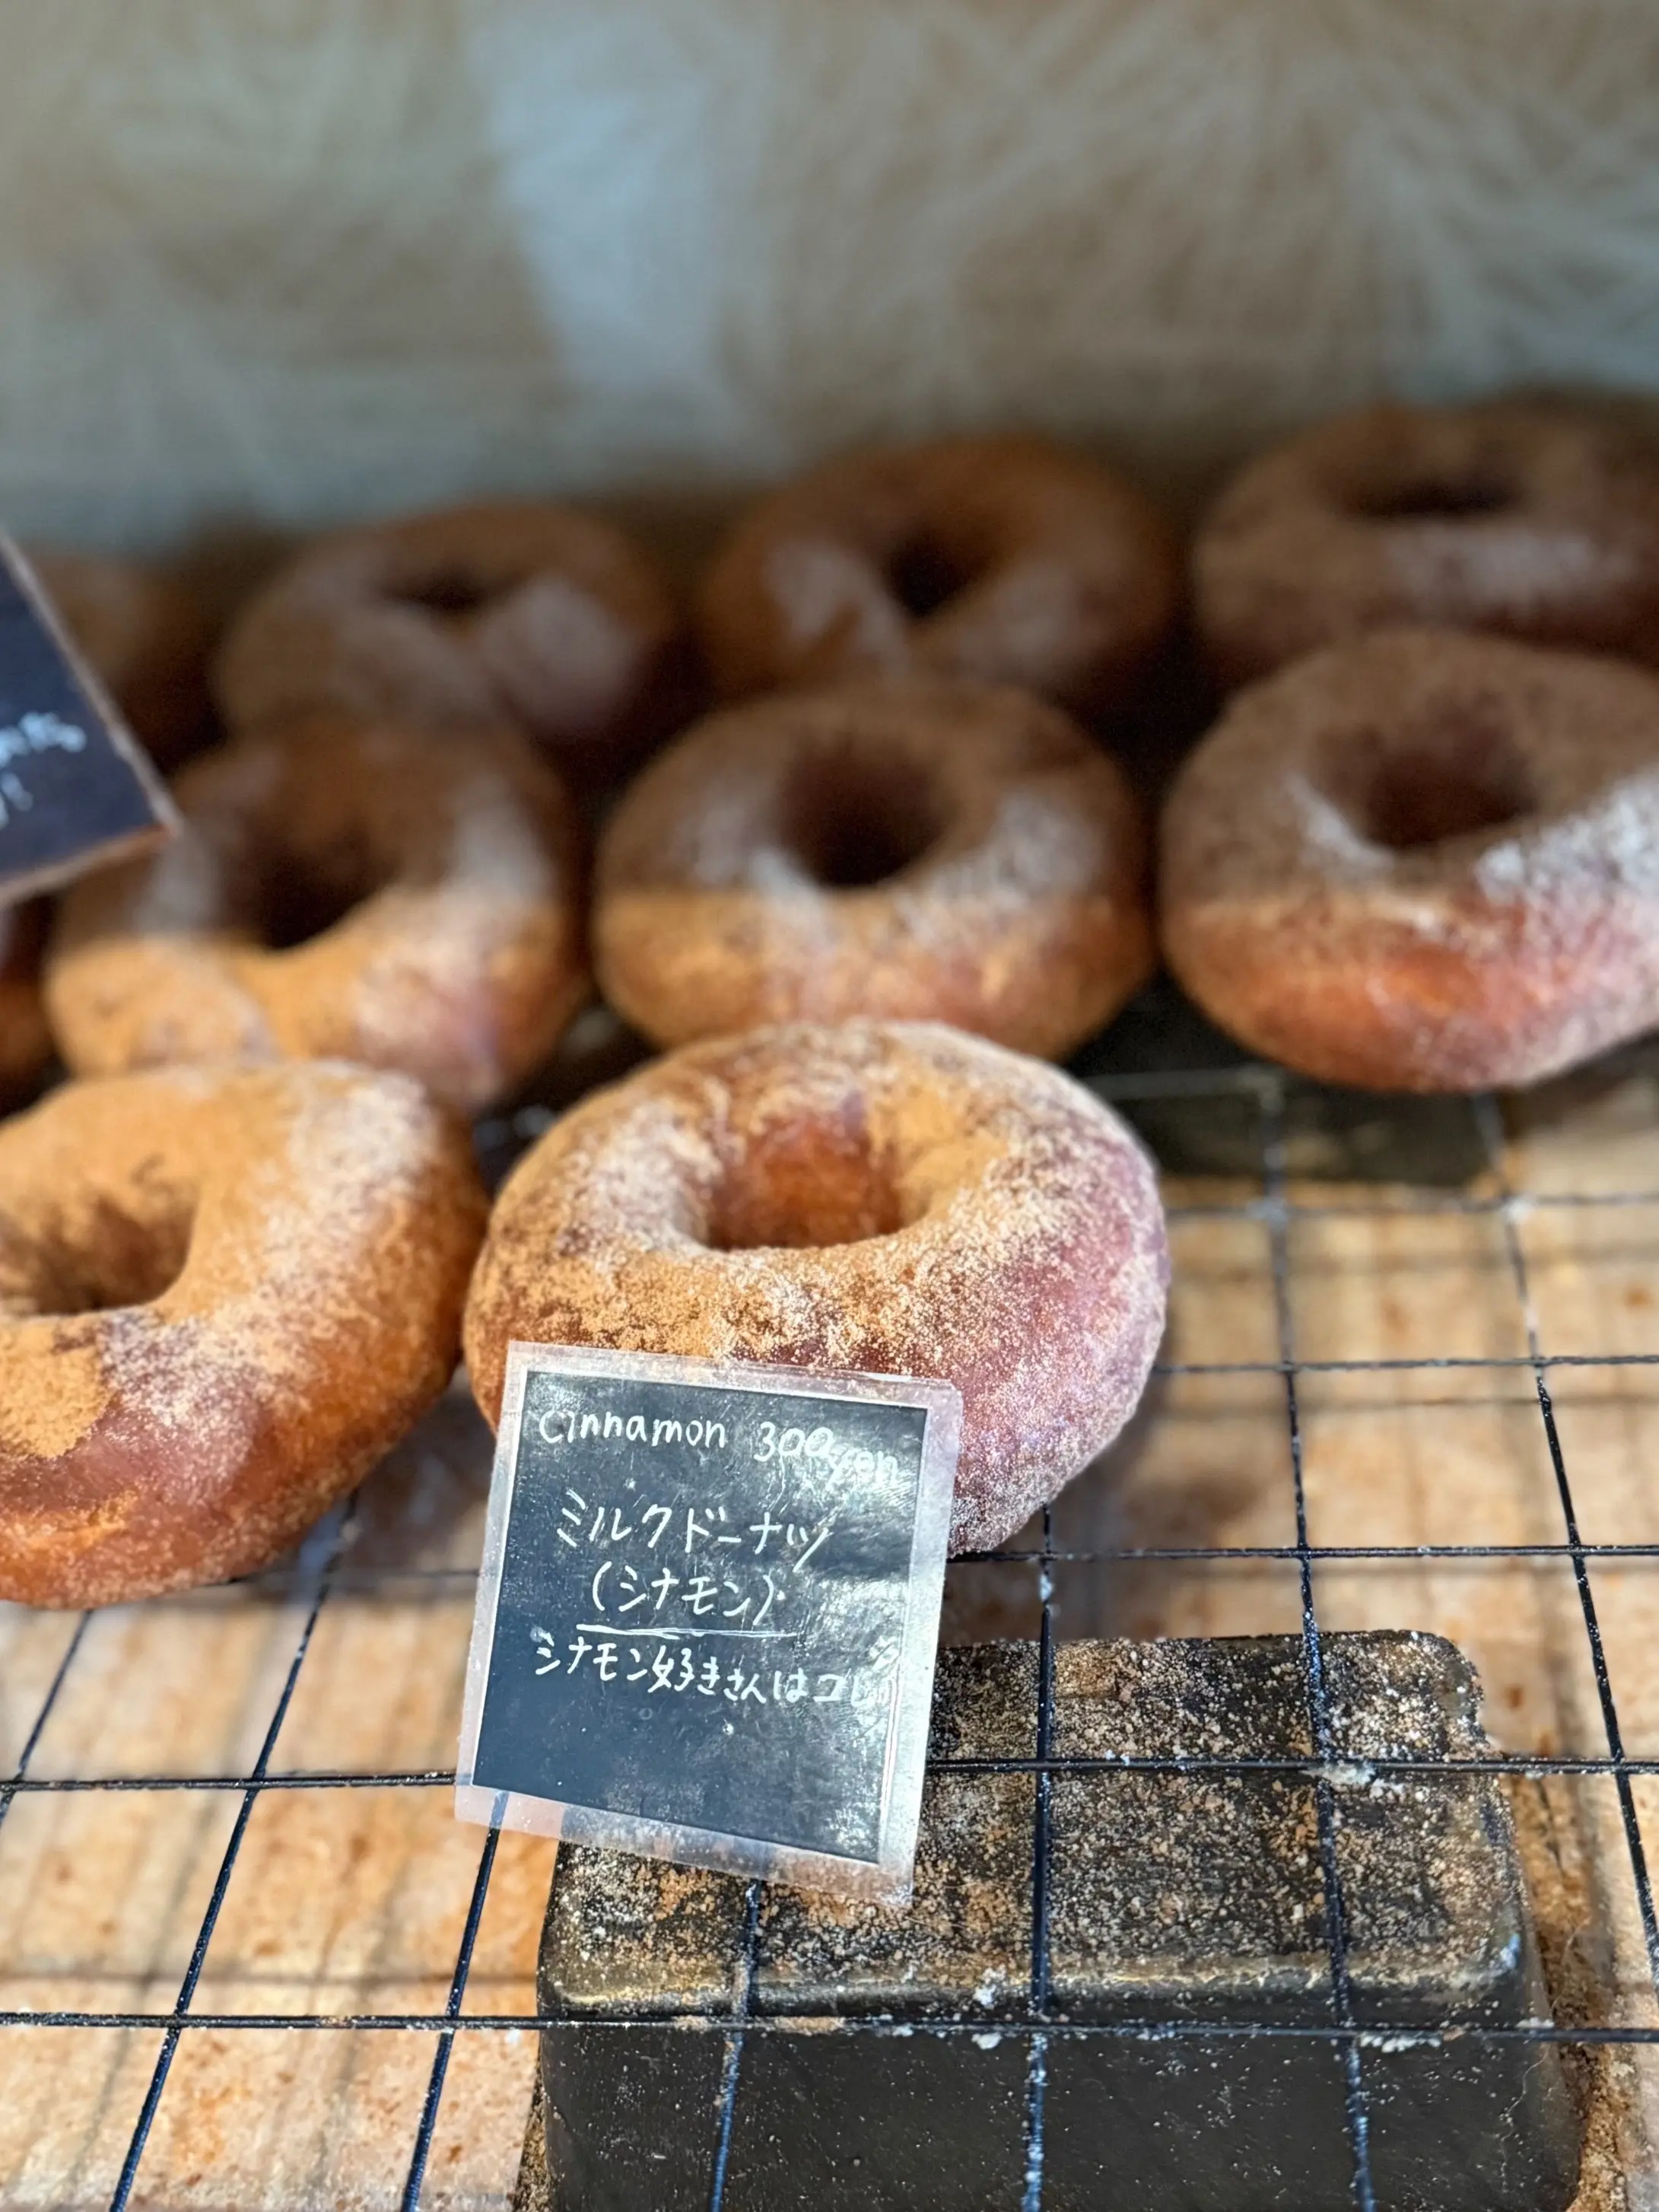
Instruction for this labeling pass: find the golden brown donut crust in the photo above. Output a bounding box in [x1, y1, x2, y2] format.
[46, 716, 589, 1114]
[697, 434, 1180, 715]
[463, 1021, 1168, 1554]
[0, 1061, 486, 1607]
[1161, 628, 1659, 1092]
[1193, 401, 1659, 688]
[596, 677, 1152, 1059]
[213, 501, 688, 780]
[28, 548, 213, 771]
[0, 902, 52, 1106]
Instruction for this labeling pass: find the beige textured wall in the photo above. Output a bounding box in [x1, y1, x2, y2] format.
[2, 0, 1657, 552]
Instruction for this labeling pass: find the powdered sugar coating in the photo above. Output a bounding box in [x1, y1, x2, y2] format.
[464, 1020, 1169, 1553]
[595, 677, 1152, 1060]
[46, 715, 588, 1114]
[1162, 628, 1659, 1091]
[0, 1060, 487, 1607]
[214, 501, 688, 781]
[697, 435, 1179, 717]
[1194, 401, 1659, 688]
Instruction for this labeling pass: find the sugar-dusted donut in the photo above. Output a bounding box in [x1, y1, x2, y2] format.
[1161, 628, 1659, 1091]
[29, 548, 214, 770]
[1193, 401, 1659, 688]
[213, 501, 690, 781]
[464, 1021, 1168, 1553]
[0, 1060, 487, 1607]
[595, 676, 1152, 1059]
[0, 902, 52, 1105]
[697, 434, 1180, 716]
[46, 715, 588, 1113]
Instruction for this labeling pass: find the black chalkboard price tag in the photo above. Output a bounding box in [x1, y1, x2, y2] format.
[0, 536, 176, 904]
[456, 1343, 962, 1900]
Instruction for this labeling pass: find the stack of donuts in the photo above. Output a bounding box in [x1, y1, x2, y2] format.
[0, 443, 1180, 1609]
[1174, 402, 1659, 1089]
[11, 389, 1659, 1613]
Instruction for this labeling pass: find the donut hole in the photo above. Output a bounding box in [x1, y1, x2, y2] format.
[782, 752, 947, 888]
[1347, 471, 1516, 523]
[259, 848, 379, 950]
[386, 569, 495, 618]
[24, 1200, 195, 1317]
[1349, 719, 1535, 850]
[887, 532, 980, 618]
[705, 1146, 905, 1252]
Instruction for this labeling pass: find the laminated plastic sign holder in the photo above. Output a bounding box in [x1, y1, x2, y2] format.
[0, 537, 175, 904]
[457, 1343, 962, 1902]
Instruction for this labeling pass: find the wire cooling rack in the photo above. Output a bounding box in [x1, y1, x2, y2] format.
[5, 1022, 1659, 2210]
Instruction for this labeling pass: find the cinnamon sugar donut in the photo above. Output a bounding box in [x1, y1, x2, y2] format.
[698, 435, 1180, 715]
[1194, 402, 1659, 688]
[0, 1060, 486, 1607]
[30, 548, 213, 770]
[0, 903, 52, 1105]
[595, 678, 1152, 1058]
[214, 501, 688, 780]
[46, 716, 587, 1113]
[464, 1021, 1168, 1553]
[1161, 628, 1659, 1091]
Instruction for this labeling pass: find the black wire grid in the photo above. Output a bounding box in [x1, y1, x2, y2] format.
[5, 1052, 1659, 2212]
